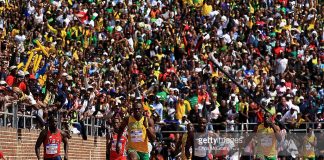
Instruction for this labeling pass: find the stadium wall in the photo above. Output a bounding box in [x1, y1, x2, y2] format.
[0, 127, 106, 160]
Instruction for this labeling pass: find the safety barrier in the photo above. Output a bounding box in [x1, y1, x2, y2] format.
[0, 102, 105, 137]
[154, 122, 323, 133]
[0, 102, 322, 136]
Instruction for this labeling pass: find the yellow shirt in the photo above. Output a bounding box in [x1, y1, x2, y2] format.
[156, 53, 164, 61]
[127, 116, 149, 153]
[0, 7, 4, 14]
[96, 18, 104, 31]
[176, 103, 186, 120]
[296, 118, 305, 128]
[11, 29, 19, 37]
[154, 70, 161, 79]
[256, 124, 277, 157]
[253, 75, 261, 85]
[239, 102, 249, 113]
[0, 27, 6, 39]
[303, 135, 316, 158]
[184, 100, 191, 115]
[176, 101, 192, 120]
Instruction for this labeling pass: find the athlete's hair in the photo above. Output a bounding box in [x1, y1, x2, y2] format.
[48, 115, 56, 122]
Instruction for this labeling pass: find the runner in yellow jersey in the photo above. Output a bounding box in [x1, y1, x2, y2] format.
[254, 113, 281, 160]
[116, 103, 156, 160]
[302, 128, 317, 160]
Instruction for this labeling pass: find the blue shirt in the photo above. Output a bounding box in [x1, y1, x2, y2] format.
[244, 69, 255, 76]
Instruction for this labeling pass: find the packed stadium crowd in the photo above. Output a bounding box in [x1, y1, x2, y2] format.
[0, 0, 323, 159]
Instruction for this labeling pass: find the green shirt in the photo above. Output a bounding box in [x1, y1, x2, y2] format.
[189, 95, 198, 107]
[291, 51, 297, 58]
[156, 91, 167, 101]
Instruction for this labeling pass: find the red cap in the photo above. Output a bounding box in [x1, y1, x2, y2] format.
[29, 74, 36, 80]
[169, 134, 175, 140]
[184, 25, 190, 31]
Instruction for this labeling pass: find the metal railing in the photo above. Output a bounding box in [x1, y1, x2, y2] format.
[1, 102, 323, 136]
[0, 102, 105, 137]
[154, 121, 323, 134]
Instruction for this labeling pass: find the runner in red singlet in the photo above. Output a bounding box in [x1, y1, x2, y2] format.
[35, 116, 69, 160]
[107, 117, 127, 160]
[0, 151, 5, 160]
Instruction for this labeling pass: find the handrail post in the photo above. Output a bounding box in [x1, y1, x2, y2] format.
[225, 123, 227, 133]
[86, 117, 89, 135]
[23, 105, 26, 129]
[91, 117, 95, 136]
[241, 123, 243, 133]
[13, 102, 18, 128]
[4, 104, 7, 127]
[104, 120, 107, 136]
[57, 112, 61, 129]
[30, 109, 33, 129]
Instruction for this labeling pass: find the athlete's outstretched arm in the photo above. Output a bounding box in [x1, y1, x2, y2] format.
[35, 129, 47, 160]
[62, 131, 69, 160]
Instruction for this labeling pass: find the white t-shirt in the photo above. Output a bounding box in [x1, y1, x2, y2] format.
[281, 110, 297, 122]
[210, 107, 220, 120]
[34, 13, 44, 24]
[276, 58, 288, 74]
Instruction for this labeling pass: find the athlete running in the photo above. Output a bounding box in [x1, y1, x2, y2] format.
[0, 151, 5, 160]
[116, 102, 156, 160]
[302, 128, 317, 160]
[107, 117, 127, 160]
[35, 116, 69, 160]
[254, 113, 282, 160]
[185, 117, 212, 160]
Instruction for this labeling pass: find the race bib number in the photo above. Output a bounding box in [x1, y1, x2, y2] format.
[111, 140, 123, 152]
[46, 144, 58, 154]
[306, 144, 312, 150]
[260, 136, 272, 147]
[195, 146, 207, 157]
[130, 130, 143, 142]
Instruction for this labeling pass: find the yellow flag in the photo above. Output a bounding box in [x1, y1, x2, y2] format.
[35, 40, 49, 57]
[249, 3, 254, 14]
[33, 54, 39, 70]
[202, 3, 212, 16]
[247, 19, 253, 29]
[17, 62, 24, 69]
[33, 55, 42, 72]
[38, 75, 47, 87]
[142, 102, 152, 117]
[24, 52, 34, 72]
[73, 50, 79, 61]
[307, 24, 314, 30]
[140, 80, 145, 86]
[68, 0, 72, 5]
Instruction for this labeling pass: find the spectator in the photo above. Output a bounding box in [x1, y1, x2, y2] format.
[0, 0, 322, 158]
